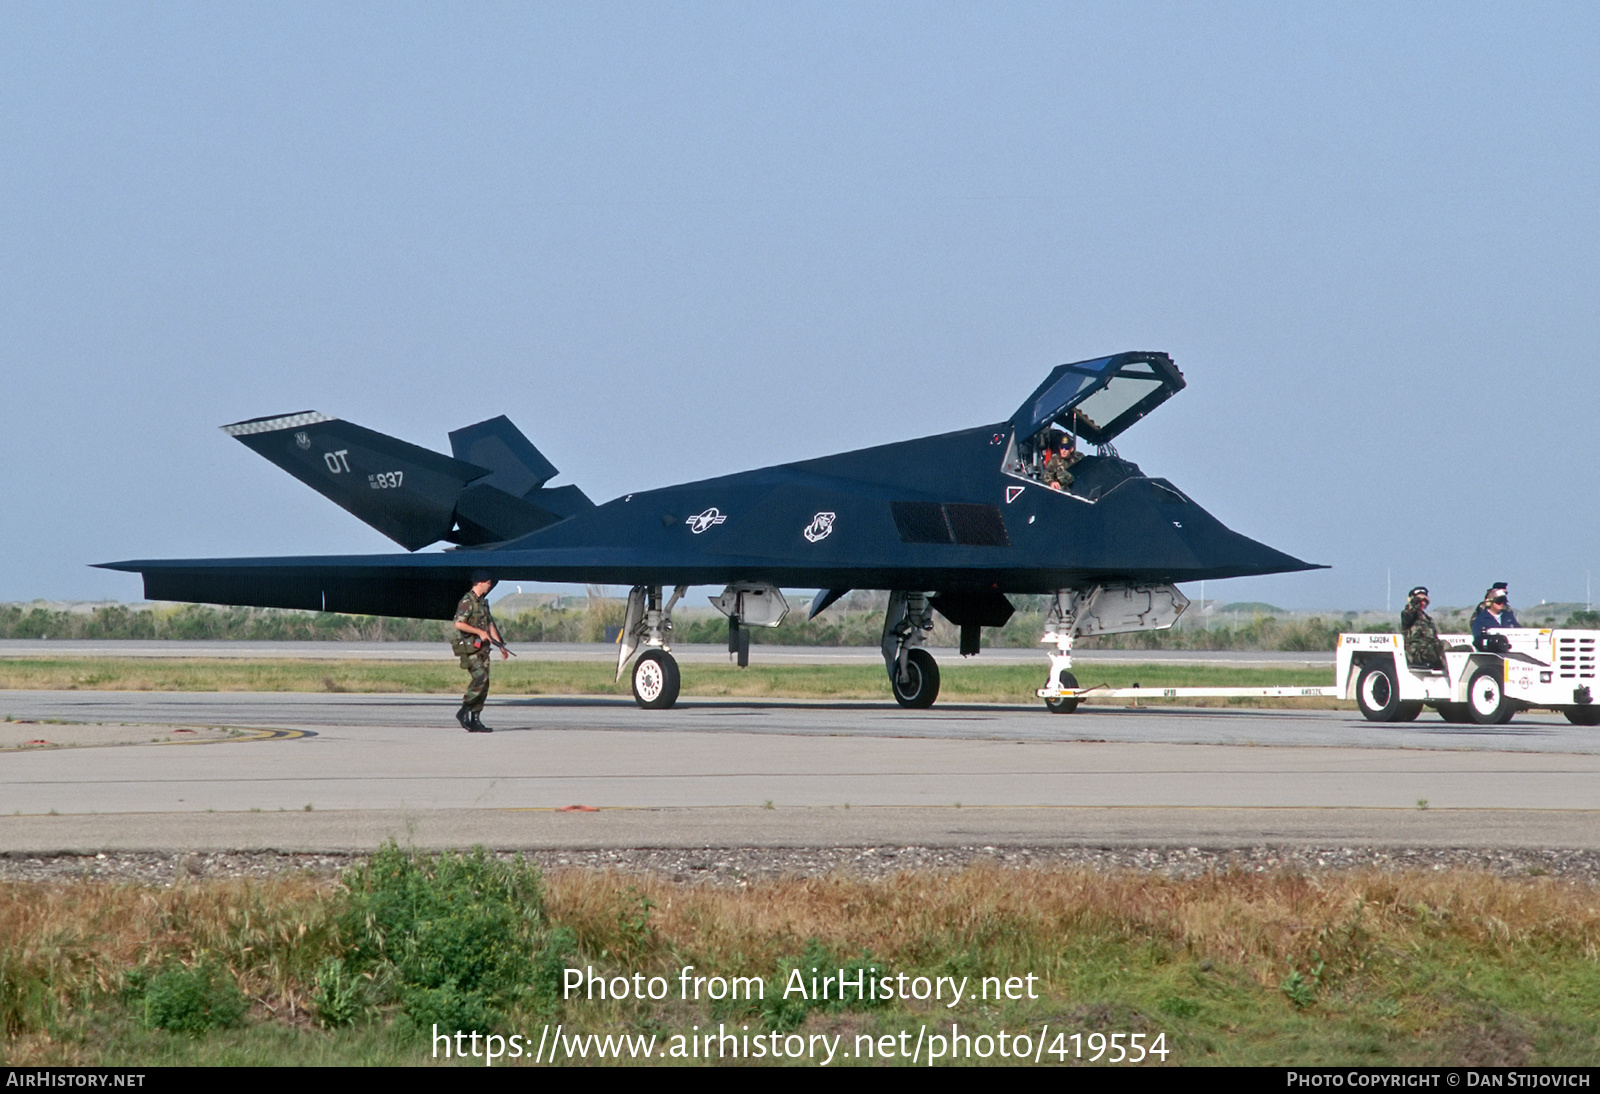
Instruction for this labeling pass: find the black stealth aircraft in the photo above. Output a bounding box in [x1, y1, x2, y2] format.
[102, 352, 1319, 710]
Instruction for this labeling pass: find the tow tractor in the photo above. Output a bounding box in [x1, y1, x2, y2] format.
[1033, 598, 1600, 725]
[1335, 628, 1599, 725]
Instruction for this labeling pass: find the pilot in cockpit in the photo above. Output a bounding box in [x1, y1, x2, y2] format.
[1041, 433, 1084, 491]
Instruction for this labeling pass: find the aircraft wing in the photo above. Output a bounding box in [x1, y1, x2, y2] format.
[102, 455, 1319, 619]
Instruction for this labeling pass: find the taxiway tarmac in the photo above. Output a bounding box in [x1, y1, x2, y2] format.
[0, 639, 1334, 668]
[3, 690, 1598, 853]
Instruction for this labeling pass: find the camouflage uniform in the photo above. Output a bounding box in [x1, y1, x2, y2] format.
[1401, 598, 1444, 670]
[1042, 449, 1082, 490]
[454, 589, 494, 713]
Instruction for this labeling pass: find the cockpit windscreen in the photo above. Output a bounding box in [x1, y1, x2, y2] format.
[1009, 352, 1185, 447]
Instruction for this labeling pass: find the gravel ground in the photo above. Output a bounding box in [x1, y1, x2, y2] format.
[4, 845, 1599, 886]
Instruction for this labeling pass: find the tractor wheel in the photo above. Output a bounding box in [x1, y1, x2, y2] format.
[1466, 665, 1514, 725]
[1357, 662, 1403, 722]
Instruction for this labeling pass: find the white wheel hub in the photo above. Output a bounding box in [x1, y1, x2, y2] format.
[635, 660, 664, 703]
[1471, 676, 1502, 715]
[1362, 674, 1391, 709]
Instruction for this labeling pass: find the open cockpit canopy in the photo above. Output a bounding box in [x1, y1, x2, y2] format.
[1010, 351, 1185, 447]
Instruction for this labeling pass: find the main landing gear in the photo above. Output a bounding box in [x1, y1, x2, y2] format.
[618, 585, 687, 709]
[883, 591, 940, 708]
[617, 582, 788, 710]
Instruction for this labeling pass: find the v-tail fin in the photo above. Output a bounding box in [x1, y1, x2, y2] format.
[222, 411, 592, 550]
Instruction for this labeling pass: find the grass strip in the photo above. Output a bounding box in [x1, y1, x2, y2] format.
[3, 862, 1597, 1066]
[0, 658, 1348, 707]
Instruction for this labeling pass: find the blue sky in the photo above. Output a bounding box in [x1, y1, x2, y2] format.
[3, 3, 1595, 611]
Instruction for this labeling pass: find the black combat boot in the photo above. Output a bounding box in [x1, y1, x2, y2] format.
[456, 705, 473, 731]
[468, 711, 492, 733]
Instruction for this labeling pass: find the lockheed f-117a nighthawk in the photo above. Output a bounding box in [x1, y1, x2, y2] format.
[102, 352, 1321, 710]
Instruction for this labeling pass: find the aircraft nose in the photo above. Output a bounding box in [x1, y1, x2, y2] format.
[1140, 482, 1321, 580]
[1176, 513, 1321, 579]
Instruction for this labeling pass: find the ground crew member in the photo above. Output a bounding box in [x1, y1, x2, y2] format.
[452, 572, 507, 732]
[1400, 585, 1444, 670]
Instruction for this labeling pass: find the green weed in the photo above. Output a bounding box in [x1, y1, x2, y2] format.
[338, 843, 544, 1034]
[761, 938, 890, 1033]
[134, 961, 247, 1033]
[309, 957, 365, 1028]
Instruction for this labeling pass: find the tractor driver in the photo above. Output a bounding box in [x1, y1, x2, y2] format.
[1472, 588, 1519, 653]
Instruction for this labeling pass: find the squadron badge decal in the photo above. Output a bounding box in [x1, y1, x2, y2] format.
[295, 432, 311, 450]
[803, 512, 836, 543]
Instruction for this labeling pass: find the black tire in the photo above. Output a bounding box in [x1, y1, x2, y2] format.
[1395, 701, 1424, 722]
[1356, 662, 1403, 722]
[890, 648, 940, 709]
[1466, 664, 1513, 725]
[631, 650, 680, 710]
[1437, 703, 1471, 723]
[1565, 706, 1600, 727]
[1045, 670, 1079, 714]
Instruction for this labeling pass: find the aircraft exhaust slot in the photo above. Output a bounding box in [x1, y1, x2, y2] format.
[945, 503, 1010, 547]
[891, 502, 1010, 547]
[891, 502, 953, 544]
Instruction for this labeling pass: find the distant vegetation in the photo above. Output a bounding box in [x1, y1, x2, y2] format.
[4, 595, 1595, 652]
[0, 602, 588, 645]
[0, 602, 436, 642]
